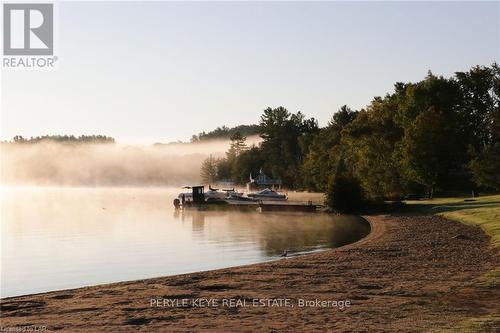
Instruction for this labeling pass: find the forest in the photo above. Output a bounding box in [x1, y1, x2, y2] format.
[190, 124, 261, 142]
[201, 64, 500, 211]
[7, 135, 115, 144]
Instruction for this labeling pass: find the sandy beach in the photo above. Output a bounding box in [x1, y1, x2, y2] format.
[1, 214, 499, 332]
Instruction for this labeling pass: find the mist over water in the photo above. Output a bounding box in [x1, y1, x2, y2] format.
[1, 187, 369, 297]
[0, 137, 371, 298]
[0, 139, 247, 186]
[0, 136, 263, 186]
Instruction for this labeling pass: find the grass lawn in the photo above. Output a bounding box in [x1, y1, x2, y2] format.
[404, 194, 500, 332]
[405, 194, 500, 247]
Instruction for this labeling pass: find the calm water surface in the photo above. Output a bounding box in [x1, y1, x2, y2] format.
[1, 187, 370, 297]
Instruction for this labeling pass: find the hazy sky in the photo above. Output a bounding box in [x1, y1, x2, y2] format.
[1, 1, 499, 144]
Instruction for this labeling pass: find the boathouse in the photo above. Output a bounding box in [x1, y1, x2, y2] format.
[247, 169, 282, 191]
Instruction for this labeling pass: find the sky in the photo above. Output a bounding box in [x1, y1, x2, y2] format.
[1, 1, 499, 144]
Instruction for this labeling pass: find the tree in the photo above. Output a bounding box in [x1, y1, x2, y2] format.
[302, 106, 357, 191]
[301, 129, 341, 191]
[259, 107, 318, 187]
[398, 106, 460, 197]
[455, 65, 498, 151]
[227, 132, 247, 159]
[206, 64, 500, 198]
[226, 131, 248, 180]
[232, 146, 265, 184]
[13, 135, 26, 143]
[330, 105, 358, 128]
[469, 144, 500, 190]
[393, 72, 470, 196]
[10, 135, 115, 144]
[461, 64, 500, 190]
[215, 158, 232, 181]
[326, 158, 365, 213]
[342, 97, 406, 200]
[200, 155, 218, 184]
[191, 125, 260, 142]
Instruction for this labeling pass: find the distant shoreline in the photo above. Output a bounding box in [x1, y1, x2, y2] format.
[2, 214, 498, 331]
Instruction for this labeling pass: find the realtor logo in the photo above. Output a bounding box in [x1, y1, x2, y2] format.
[3, 3, 53, 55]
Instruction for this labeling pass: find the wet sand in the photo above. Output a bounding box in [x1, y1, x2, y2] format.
[1, 214, 499, 332]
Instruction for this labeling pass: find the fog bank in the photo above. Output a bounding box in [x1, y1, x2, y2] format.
[0, 139, 247, 187]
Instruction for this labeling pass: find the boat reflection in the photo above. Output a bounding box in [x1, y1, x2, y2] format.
[173, 210, 370, 256]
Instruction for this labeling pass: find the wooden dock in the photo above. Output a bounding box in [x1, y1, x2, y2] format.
[257, 201, 319, 212]
[181, 200, 322, 212]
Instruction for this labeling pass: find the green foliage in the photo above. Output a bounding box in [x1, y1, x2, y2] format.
[455, 64, 499, 150]
[326, 176, 364, 213]
[302, 105, 356, 192]
[217, 131, 249, 181]
[342, 99, 405, 200]
[329, 105, 358, 128]
[394, 74, 467, 197]
[258, 106, 319, 187]
[232, 146, 265, 183]
[191, 125, 260, 142]
[465, 64, 500, 191]
[301, 127, 342, 191]
[201, 107, 318, 188]
[398, 106, 462, 197]
[326, 160, 365, 213]
[200, 64, 500, 208]
[226, 131, 247, 161]
[470, 143, 500, 190]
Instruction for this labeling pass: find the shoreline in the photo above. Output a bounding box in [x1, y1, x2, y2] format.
[1, 214, 499, 332]
[0, 215, 371, 301]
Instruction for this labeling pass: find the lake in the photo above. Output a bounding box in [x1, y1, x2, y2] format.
[0, 187, 370, 298]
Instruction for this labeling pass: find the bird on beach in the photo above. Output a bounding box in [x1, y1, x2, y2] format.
[280, 250, 288, 257]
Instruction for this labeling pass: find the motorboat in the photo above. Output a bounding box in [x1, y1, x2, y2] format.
[247, 188, 287, 201]
[177, 192, 193, 201]
[222, 188, 244, 197]
[177, 186, 244, 204]
[205, 186, 227, 200]
[223, 193, 258, 205]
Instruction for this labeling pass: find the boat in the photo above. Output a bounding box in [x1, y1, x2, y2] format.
[177, 186, 194, 202]
[175, 185, 247, 208]
[175, 185, 228, 210]
[205, 186, 228, 200]
[247, 188, 287, 201]
[174, 186, 319, 212]
[204, 186, 244, 200]
[224, 193, 259, 205]
[222, 188, 244, 197]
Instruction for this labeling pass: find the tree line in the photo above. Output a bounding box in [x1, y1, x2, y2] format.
[191, 125, 260, 142]
[7, 135, 115, 144]
[201, 64, 500, 211]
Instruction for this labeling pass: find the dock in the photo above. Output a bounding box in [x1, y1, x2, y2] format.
[257, 201, 319, 212]
[176, 185, 322, 212]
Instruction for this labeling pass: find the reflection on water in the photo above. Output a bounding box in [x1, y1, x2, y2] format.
[1, 187, 369, 298]
[179, 210, 369, 256]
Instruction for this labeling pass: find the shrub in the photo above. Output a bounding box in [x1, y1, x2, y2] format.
[326, 175, 365, 213]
